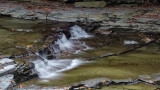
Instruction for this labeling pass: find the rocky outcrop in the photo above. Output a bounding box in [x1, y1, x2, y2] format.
[69, 75, 160, 90]
[75, 1, 107, 8]
[13, 62, 38, 83]
[0, 58, 16, 90]
[0, 58, 39, 89]
[76, 21, 101, 32]
[0, 2, 108, 22]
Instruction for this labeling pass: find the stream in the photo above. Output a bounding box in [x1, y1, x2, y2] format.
[0, 17, 160, 89]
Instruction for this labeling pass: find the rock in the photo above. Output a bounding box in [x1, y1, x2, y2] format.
[139, 73, 160, 85]
[75, 1, 106, 8]
[14, 62, 38, 83]
[69, 78, 111, 90]
[0, 58, 17, 77]
[110, 0, 141, 4]
[76, 21, 101, 32]
[19, 11, 37, 20]
[80, 78, 110, 88]
[46, 54, 56, 60]
[0, 74, 15, 90]
[112, 78, 133, 85]
[69, 84, 85, 90]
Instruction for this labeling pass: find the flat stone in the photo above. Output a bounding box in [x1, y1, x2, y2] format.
[139, 73, 160, 84]
[112, 78, 133, 83]
[80, 77, 110, 88]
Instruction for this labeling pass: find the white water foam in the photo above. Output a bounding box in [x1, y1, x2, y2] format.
[70, 25, 92, 39]
[34, 59, 84, 78]
[53, 34, 74, 53]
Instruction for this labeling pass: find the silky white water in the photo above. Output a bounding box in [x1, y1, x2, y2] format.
[34, 25, 92, 79]
[34, 59, 84, 78]
[53, 34, 74, 53]
[70, 25, 92, 39]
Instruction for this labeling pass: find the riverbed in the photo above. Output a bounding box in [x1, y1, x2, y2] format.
[1, 16, 160, 90]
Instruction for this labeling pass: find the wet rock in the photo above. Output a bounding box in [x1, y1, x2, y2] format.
[76, 21, 101, 32]
[69, 84, 85, 90]
[38, 49, 44, 55]
[139, 73, 160, 85]
[75, 1, 106, 8]
[46, 54, 56, 60]
[39, 47, 52, 56]
[95, 82, 104, 89]
[0, 74, 16, 90]
[0, 58, 17, 77]
[14, 62, 38, 83]
[80, 78, 110, 88]
[111, 78, 134, 85]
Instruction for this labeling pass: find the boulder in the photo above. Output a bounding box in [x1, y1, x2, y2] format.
[75, 1, 106, 8]
[14, 62, 38, 83]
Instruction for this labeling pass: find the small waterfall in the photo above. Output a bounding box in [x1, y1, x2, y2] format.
[53, 34, 73, 53]
[70, 25, 92, 39]
[34, 25, 92, 79]
[34, 59, 84, 78]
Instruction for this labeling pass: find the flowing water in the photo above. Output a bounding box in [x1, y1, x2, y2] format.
[70, 25, 92, 39]
[33, 25, 92, 79]
[1, 17, 160, 89]
[34, 59, 84, 79]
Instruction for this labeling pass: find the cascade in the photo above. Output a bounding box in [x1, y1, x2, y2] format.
[34, 25, 92, 79]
